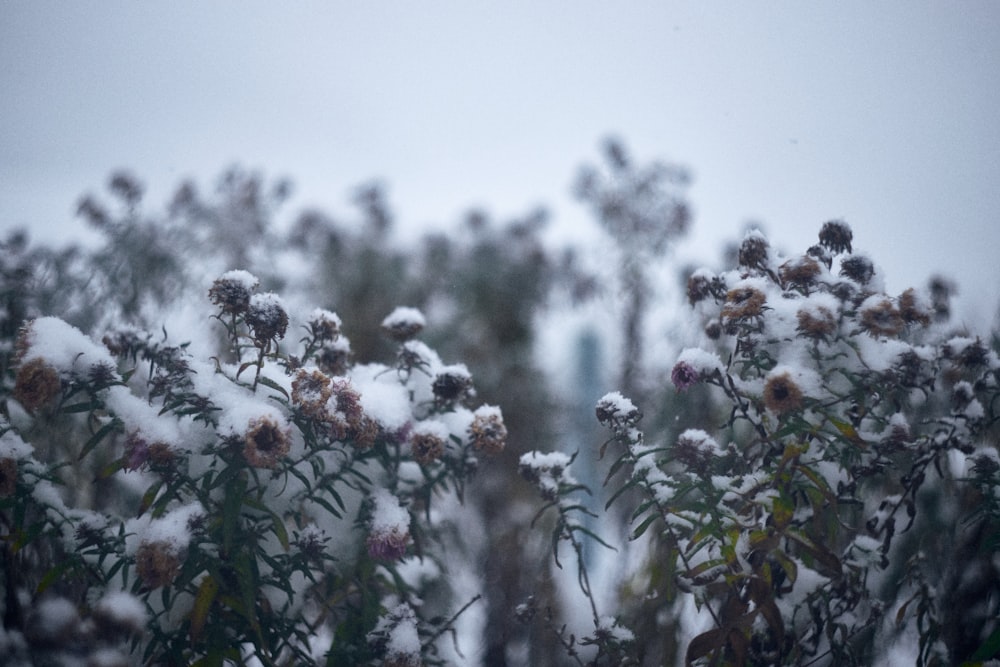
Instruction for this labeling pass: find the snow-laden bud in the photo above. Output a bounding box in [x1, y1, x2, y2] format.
[469, 405, 507, 455]
[409, 420, 449, 465]
[307, 308, 341, 343]
[431, 365, 473, 408]
[366, 488, 411, 561]
[246, 292, 288, 346]
[368, 603, 422, 667]
[381, 307, 426, 342]
[208, 270, 258, 315]
[737, 230, 769, 269]
[595, 392, 641, 430]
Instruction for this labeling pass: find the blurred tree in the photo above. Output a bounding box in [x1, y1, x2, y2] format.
[574, 137, 691, 403]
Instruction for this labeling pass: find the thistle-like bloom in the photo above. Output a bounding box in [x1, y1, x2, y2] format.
[780, 255, 822, 289]
[721, 286, 767, 322]
[307, 308, 342, 343]
[208, 270, 258, 315]
[673, 429, 722, 474]
[738, 230, 770, 269]
[243, 416, 292, 469]
[13, 358, 62, 413]
[291, 368, 332, 420]
[671, 361, 700, 392]
[796, 306, 838, 340]
[431, 365, 473, 407]
[123, 431, 176, 472]
[859, 297, 903, 338]
[763, 372, 804, 415]
[409, 422, 448, 465]
[469, 406, 507, 455]
[840, 255, 875, 285]
[897, 288, 931, 327]
[818, 219, 853, 254]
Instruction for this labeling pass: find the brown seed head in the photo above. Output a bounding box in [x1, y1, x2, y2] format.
[763, 373, 804, 415]
[14, 358, 62, 413]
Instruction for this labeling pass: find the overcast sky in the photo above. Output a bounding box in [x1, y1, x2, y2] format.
[3, 2, 999, 329]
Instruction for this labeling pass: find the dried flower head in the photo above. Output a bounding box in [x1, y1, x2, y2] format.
[796, 305, 838, 340]
[123, 432, 176, 472]
[366, 489, 411, 561]
[294, 525, 329, 563]
[208, 270, 259, 315]
[671, 361, 700, 392]
[596, 392, 642, 430]
[431, 365, 473, 407]
[135, 541, 182, 589]
[806, 244, 832, 269]
[307, 308, 341, 343]
[348, 414, 381, 450]
[246, 292, 289, 346]
[0, 458, 16, 497]
[381, 307, 426, 342]
[13, 358, 62, 413]
[410, 423, 448, 465]
[859, 297, 903, 338]
[721, 286, 767, 322]
[780, 255, 822, 289]
[686, 270, 720, 305]
[316, 340, 352, 376]
[243, 416, 291, 469]
[292, 369, 332, 420]
[818, 219, 853, 254]
[738, 231, 769, 269]
[840, 255, 875, 285]
[763, 372, 804, 415]
[704, 319, 722, 340]
[897, 288, 931, 326]
[469, 406, 507, 455]
[673, 429, 721, 474]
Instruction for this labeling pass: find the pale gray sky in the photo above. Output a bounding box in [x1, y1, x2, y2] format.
[2, 2, 999, 328]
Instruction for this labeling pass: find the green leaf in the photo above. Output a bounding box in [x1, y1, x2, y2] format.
[78, 418, 121, 461]
[137, 480, 164, 518]
[189, 575, 219, 643]
[37, 560, 73, 595]
[971, 624, 1000, 660]
[257, 375, 290, 400]
[631, 512, 660, 540]
[61, 400, 101, 414]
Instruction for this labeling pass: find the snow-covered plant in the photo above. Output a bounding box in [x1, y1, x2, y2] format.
[1, 271, 505, 665]
[531, 221, 1000, 666]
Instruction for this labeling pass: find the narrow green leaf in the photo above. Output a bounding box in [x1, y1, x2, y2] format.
[257, 375, 290, 400]
[78, 418, 121, 461]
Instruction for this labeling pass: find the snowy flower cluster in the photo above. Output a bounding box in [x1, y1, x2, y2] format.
[582, 221, 1000, 665]
[0, 270, 507, 665]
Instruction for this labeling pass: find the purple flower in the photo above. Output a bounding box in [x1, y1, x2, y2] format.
[671, 361, 699, 392]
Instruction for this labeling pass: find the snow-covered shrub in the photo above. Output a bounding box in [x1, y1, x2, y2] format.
[524, 221, 1000, 665]
[0, 271, 505, 665]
